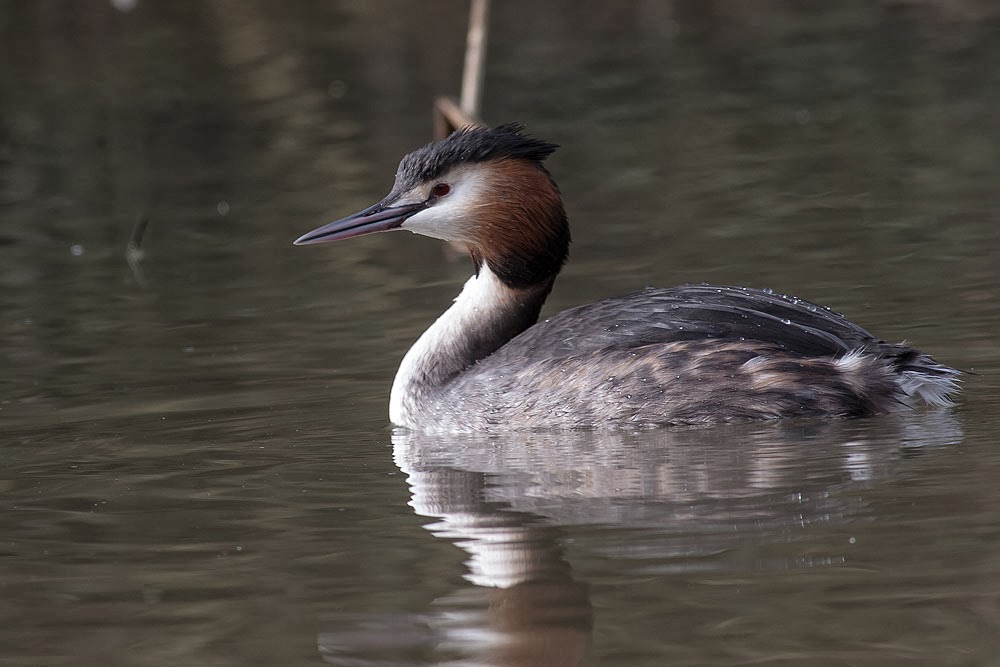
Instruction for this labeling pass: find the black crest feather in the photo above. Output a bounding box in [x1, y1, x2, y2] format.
[394, 123, 559, 189]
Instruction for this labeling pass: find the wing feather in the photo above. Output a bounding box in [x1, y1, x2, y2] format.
[504, 284, 879, 361]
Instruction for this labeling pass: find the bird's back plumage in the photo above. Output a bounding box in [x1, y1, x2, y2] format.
[427, 285, 959, 431]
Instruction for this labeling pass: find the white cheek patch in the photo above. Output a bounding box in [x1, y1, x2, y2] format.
[402, 200, 471, 241]
[400, 167, 486, 242]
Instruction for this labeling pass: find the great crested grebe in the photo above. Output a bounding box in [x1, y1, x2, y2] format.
[295, 124, 960, 431]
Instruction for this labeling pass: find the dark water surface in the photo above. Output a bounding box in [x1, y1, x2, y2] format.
[3, 2, 1000, 665]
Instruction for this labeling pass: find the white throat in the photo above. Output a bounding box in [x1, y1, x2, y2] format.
[390, 266, 519, 427]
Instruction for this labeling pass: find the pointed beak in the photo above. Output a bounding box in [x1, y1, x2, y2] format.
[293, 200, 427, 245]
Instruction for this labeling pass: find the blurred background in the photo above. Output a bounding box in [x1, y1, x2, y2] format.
[2, 1, 1000, 665]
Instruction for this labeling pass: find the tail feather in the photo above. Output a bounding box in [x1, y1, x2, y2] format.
[869, 345, 962, 409]
[896, 361, 962, 408]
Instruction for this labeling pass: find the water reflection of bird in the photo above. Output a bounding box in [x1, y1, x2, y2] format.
[296, 124, 960, 431]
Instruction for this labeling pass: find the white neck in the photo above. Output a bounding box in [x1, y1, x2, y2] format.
[389, 266, 547, 428]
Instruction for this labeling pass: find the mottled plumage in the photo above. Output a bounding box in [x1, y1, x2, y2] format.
[296, 124, 960, 432]
[420, 283, 958, 431]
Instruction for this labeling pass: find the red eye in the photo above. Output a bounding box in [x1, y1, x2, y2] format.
[431, 182, 451, 198]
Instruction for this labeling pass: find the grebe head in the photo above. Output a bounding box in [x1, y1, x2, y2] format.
[294, 123, 570, 288]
